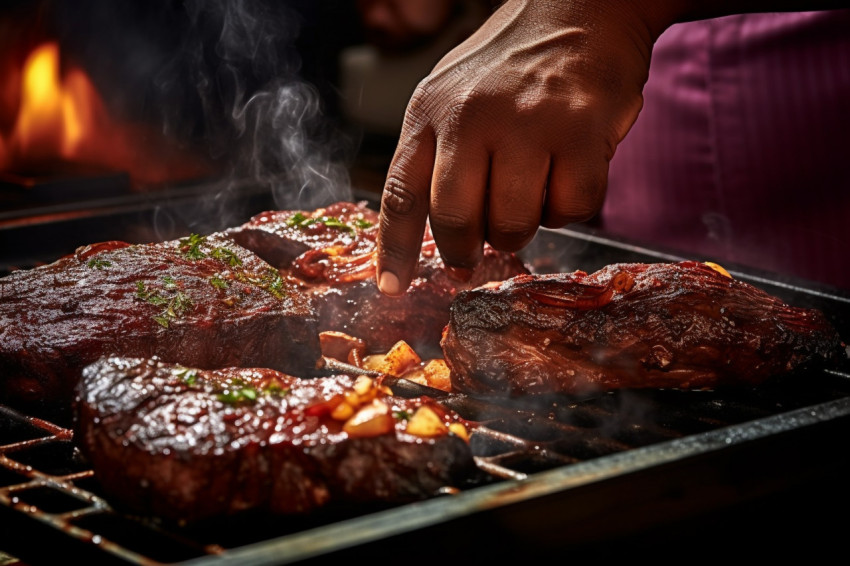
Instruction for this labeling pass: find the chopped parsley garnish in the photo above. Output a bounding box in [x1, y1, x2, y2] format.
[286, 212, 371, 233]
[393, 410, 413, 421]
[285, 212, 311, 228]
[210, 247, 242, 267]
[217, 386, 258, 404]
[176, 368, 199, 386]
[134, 280, 194, 328]
[209, 274, 229, 289]
[216, 379, 291, 405]
[135, 281, 168, 305]
[264, 382, 291, 397]
[179, 233, 207, 260]
[87, 258, 112, 269]
[264, 270, 285, 298]
[237, 268, 287, 299]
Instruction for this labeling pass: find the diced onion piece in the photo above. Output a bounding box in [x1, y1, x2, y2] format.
[448, 422, 469, 442]
[331, 401, 355, 421]
[421, 359, 451, 392]
[704, 262, 732, 278]
[401, 369, 429, 387]
[343, 399, 394, 437]
[353, 375, 374, 396]
[343, 390, 361, 407]
[371, 340, 421, 376]
[403, 359, 452, 392]
[406, 406, 448, 438]
[361, 354, 387, 372]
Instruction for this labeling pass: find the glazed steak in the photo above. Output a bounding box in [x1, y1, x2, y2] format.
[227, 201, 530, 357]
[74, 356, 476, 523]
[442, 261, 845, 397]
[0, 233, 319, 406]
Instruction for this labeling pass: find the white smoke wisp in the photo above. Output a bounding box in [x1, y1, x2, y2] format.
[173, 0, 353, 232]
[234, 80, 352, 211]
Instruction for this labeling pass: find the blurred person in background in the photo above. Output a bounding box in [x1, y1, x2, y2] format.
[340, 0, 492, 141]
[338, 0, 493, 187]
[368, 1, 850, 295]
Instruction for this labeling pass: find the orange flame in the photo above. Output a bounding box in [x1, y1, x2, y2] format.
[1, 41, 214, 187]
[5, 43, 105, 164]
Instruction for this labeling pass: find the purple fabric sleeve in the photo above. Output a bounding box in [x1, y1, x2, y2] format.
[601, 10, 850, 290]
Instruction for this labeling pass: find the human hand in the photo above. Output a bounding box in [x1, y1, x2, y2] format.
[375, 0, 665, 296]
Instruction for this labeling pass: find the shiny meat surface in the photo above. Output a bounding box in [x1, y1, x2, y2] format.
[74, 356, 477, 523]
[442, 261, 846, 397]
[0, 233, 319, 407]
[227, 201, 530, 357]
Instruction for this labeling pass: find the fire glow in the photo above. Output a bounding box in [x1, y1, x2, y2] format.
[0, 41, 213, 187]
[3, 42, 106, 166]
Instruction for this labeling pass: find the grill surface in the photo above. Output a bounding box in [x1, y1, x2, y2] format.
[1, 191, 849, 564]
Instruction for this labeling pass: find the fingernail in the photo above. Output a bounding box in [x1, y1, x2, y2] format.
[378, 271, 401, 296]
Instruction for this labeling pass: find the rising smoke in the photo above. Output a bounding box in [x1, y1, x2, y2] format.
[159, 0, 354, 231]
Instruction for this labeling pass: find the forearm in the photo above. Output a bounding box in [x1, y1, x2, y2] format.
[504, 1, 850, 45]
[643, 1, 850, 37]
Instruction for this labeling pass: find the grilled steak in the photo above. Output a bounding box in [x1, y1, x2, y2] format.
[0, 233, 319, 407]
[442, 261, 846, 397]
[74, 356, 477, 523]
[226, 201, 530, 357]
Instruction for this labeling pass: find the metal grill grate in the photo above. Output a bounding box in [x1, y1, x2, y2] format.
[2, 361, 850, 565]
[2, 202, 849, 564]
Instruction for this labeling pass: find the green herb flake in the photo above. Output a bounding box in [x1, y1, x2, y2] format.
[210, 275, 229, 289]
[286, 212, 360, 233]
[393, 410, 413, 421]
[87, 258, 112, 269]
[286, 212, 310, 228]
[134, 281, 194, 328]
[179, 233, 207, 260]
[176, 369, 199, 386]
[210, 247, 242, 267]
[264, 382, 290, 397]
[217, 385, 259, 404]
[317, 216, 352, 231]
[353, 218, 373, 229]
[162, 275, 178, 289]
[135, 280, 148, 296]
[265, 270, 285, 298]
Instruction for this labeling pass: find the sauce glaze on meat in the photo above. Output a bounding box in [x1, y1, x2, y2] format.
[441, 261, 845, 397]
[75, 356, 477, 523]
[0, 233, 318, 407]
[226, 201, 530, 358]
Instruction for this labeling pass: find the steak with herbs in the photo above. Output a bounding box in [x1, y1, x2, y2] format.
[226, 201, 530, 357]
[442, 261, 846, 397]
[74, 356, 477, 523]
[0, 233, 319, 407]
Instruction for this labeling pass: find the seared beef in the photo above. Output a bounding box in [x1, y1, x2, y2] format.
[74, 356, 476, 523]
[0, 234, 319, 407]
[442, 261, 846, 397]
[226, 201, 530, 357]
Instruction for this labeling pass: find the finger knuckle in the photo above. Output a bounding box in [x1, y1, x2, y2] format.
[488, 222, 538, 251]
[381, 176, 419, 215]
[546, 174, 607, 226]
[430, 210, 477, 240]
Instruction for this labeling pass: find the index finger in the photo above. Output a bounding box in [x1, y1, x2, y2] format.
[376, 120, 436, 296]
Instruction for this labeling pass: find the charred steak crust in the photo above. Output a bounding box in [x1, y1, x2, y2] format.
[74, 356, 476, 523]
[226, 201, 530, 357]
[0, 233, 319, 406]
[441, 261, 846, 397]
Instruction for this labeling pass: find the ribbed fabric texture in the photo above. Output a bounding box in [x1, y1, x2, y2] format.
[602, 10, 850, 290]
